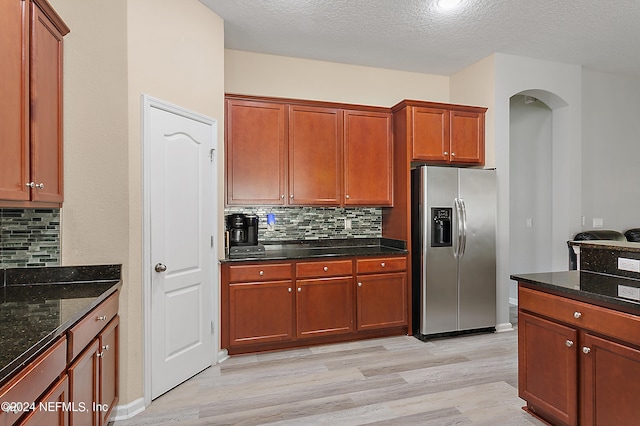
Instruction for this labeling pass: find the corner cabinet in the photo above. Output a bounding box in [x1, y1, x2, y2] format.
[392, 100, 486, 165]
[222, 255, 408, 355]
[518, 284, 640, 426]
[0, 0, 69, 206]
[225, 95, 393, 207]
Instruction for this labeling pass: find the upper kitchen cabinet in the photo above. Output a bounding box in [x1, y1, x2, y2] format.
[225, 98, 287, 205]
[288, 105, 342, 206]
[0, 0, 69, 206]
[392, 100, 487, 165]
[225, 94, 393, 207]
[343, 110, 393, 206]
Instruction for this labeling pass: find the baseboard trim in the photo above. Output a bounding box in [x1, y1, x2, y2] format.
[111, 397, 146, 422]
[496, 322, 514, 333]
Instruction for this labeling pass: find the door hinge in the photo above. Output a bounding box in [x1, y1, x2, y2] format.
[211, 320, 215, 334]
[209, 148, 215, 162]
[211, 235, 214, 247]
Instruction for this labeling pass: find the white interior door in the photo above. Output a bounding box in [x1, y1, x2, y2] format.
[144, 96, 217, 400]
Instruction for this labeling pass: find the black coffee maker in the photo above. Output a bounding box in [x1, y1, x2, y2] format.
[227, 213, 258, 246]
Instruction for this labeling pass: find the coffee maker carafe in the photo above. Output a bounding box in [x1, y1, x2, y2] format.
[227, 213, 259, 246]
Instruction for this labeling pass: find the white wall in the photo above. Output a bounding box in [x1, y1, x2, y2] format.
[509, 96, 553, 299]
[225, 50, 449, 106]
[582, 70, 640, 233]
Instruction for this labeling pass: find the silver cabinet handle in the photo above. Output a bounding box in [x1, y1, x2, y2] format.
[96, 315, 108, 321]
[574, 311, 582, 319]
[583, 347, 591, 354]
[155, 263, 167, 273]
[323, 266, 328, 272]
[565, 340, 574, 347]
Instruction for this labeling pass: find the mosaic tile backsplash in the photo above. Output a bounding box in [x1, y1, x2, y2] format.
[225, 206, 383, 241]
[0, 209, 61, 268]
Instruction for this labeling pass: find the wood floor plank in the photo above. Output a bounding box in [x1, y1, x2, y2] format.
[115, 314, 547, 426]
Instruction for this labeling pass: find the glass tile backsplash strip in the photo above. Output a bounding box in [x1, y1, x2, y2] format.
[0, 209, 61, 268]
[224, 206, 382, 241]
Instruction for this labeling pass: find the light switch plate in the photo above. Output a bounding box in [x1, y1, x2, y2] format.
[593, 218, 604, 228]
[618, 257, 640, 273]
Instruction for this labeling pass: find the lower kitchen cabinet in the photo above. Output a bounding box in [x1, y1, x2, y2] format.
[357, 272, 407, 331]
[19, 376, 69, 426]
[229, 280, 295, 346]
[296, 277, 354, 338]
[222, 255, 408, 354]
[518, 284, 640, 426]
[68, 316, 119, 426]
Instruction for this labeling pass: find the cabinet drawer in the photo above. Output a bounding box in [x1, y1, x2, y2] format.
[357, 256, 406, 274]
[519, 286, 640, 347]
[228, 263, 292, 283]
[0, 337, 67, 426]
[296, 260, 353, 278]
[68, 291, 119, 361]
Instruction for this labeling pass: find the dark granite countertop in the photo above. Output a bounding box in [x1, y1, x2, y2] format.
[511, 270, 640, 314]
[221, 238, 408, 263]
[0, 265, 121, 388]
[569, 240, 640, 253]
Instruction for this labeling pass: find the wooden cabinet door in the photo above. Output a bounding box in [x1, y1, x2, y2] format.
[98, 317, 119, 426]
[288, 105, 341, 205]
[29, 1, 64, 203]
[229, 281, 294, 345]
[580, 333, 640, 426]
[296, 277, 354, 338]
[226, 99, 286, 205]
[0, 0, 30, 202]
[20, 376, 69, 426]
[449, 109, 484, 165]
[356, 272, 407, 331]
[69, 340, 100, 426]
[411, 106, 449, 162]
[343, 110, 392, 206]
[518, 311, 578, 426]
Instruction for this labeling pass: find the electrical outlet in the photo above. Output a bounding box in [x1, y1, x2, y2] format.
[618, 285, 640, 301]
[344, 218, 352, 230]
[593, 218, 604, 228]
[618, 257, 640, 273]
[526, 218, 533, 228]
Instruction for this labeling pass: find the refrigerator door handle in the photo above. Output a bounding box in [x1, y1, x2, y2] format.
[459, 198, 467, 257]
[453, 198, 463, 259]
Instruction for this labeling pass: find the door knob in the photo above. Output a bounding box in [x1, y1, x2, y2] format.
[155, 263, 167, 272]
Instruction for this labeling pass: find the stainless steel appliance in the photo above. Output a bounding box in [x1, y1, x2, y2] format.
[411, 166, 496, 338]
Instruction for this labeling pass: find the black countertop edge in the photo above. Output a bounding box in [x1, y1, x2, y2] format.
[511, 270, 640, 314]
[220, 237, 408, 263]
[568, 240, 640, 253]
[2, 264, 122, 286]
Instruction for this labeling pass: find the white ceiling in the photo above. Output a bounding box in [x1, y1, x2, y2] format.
[200, 0, 640, 79]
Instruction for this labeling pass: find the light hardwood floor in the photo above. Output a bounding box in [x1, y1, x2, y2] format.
[115, 308, 544, 425]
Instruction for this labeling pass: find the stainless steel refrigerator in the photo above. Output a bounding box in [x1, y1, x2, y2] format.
[411, 165, 496, 338]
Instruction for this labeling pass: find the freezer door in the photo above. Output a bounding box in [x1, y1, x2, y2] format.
[419, 166, 459, 334]
[458, 168, 496, 330]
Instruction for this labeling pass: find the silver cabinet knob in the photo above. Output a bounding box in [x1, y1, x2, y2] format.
[155, 263, 167, 273]
[290, 194, 294, 198]
[35, 183, 44, 189]
[443, 152, 448, 156]
[381, 262, 386, 268]
[102, 344, 110, 351]
[281, 195, 285, 199]
[451, 152, 456, 157]
[582, 346, 591, 354]
[565, 340, 574, 347]
[345, 195, 350, 199]
[259, 270, 264, 276]
[288, 288, 292, 293]
[574, 311, 582, 319]
[96, 315, 108, 321]
[297, 287, 302, 292]
[323, 266, 329, 272]
[26, 182, 35, 188]
[358, 282, 362, 287]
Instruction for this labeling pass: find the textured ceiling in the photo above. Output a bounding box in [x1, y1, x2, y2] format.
[200, 0, 640, 79]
